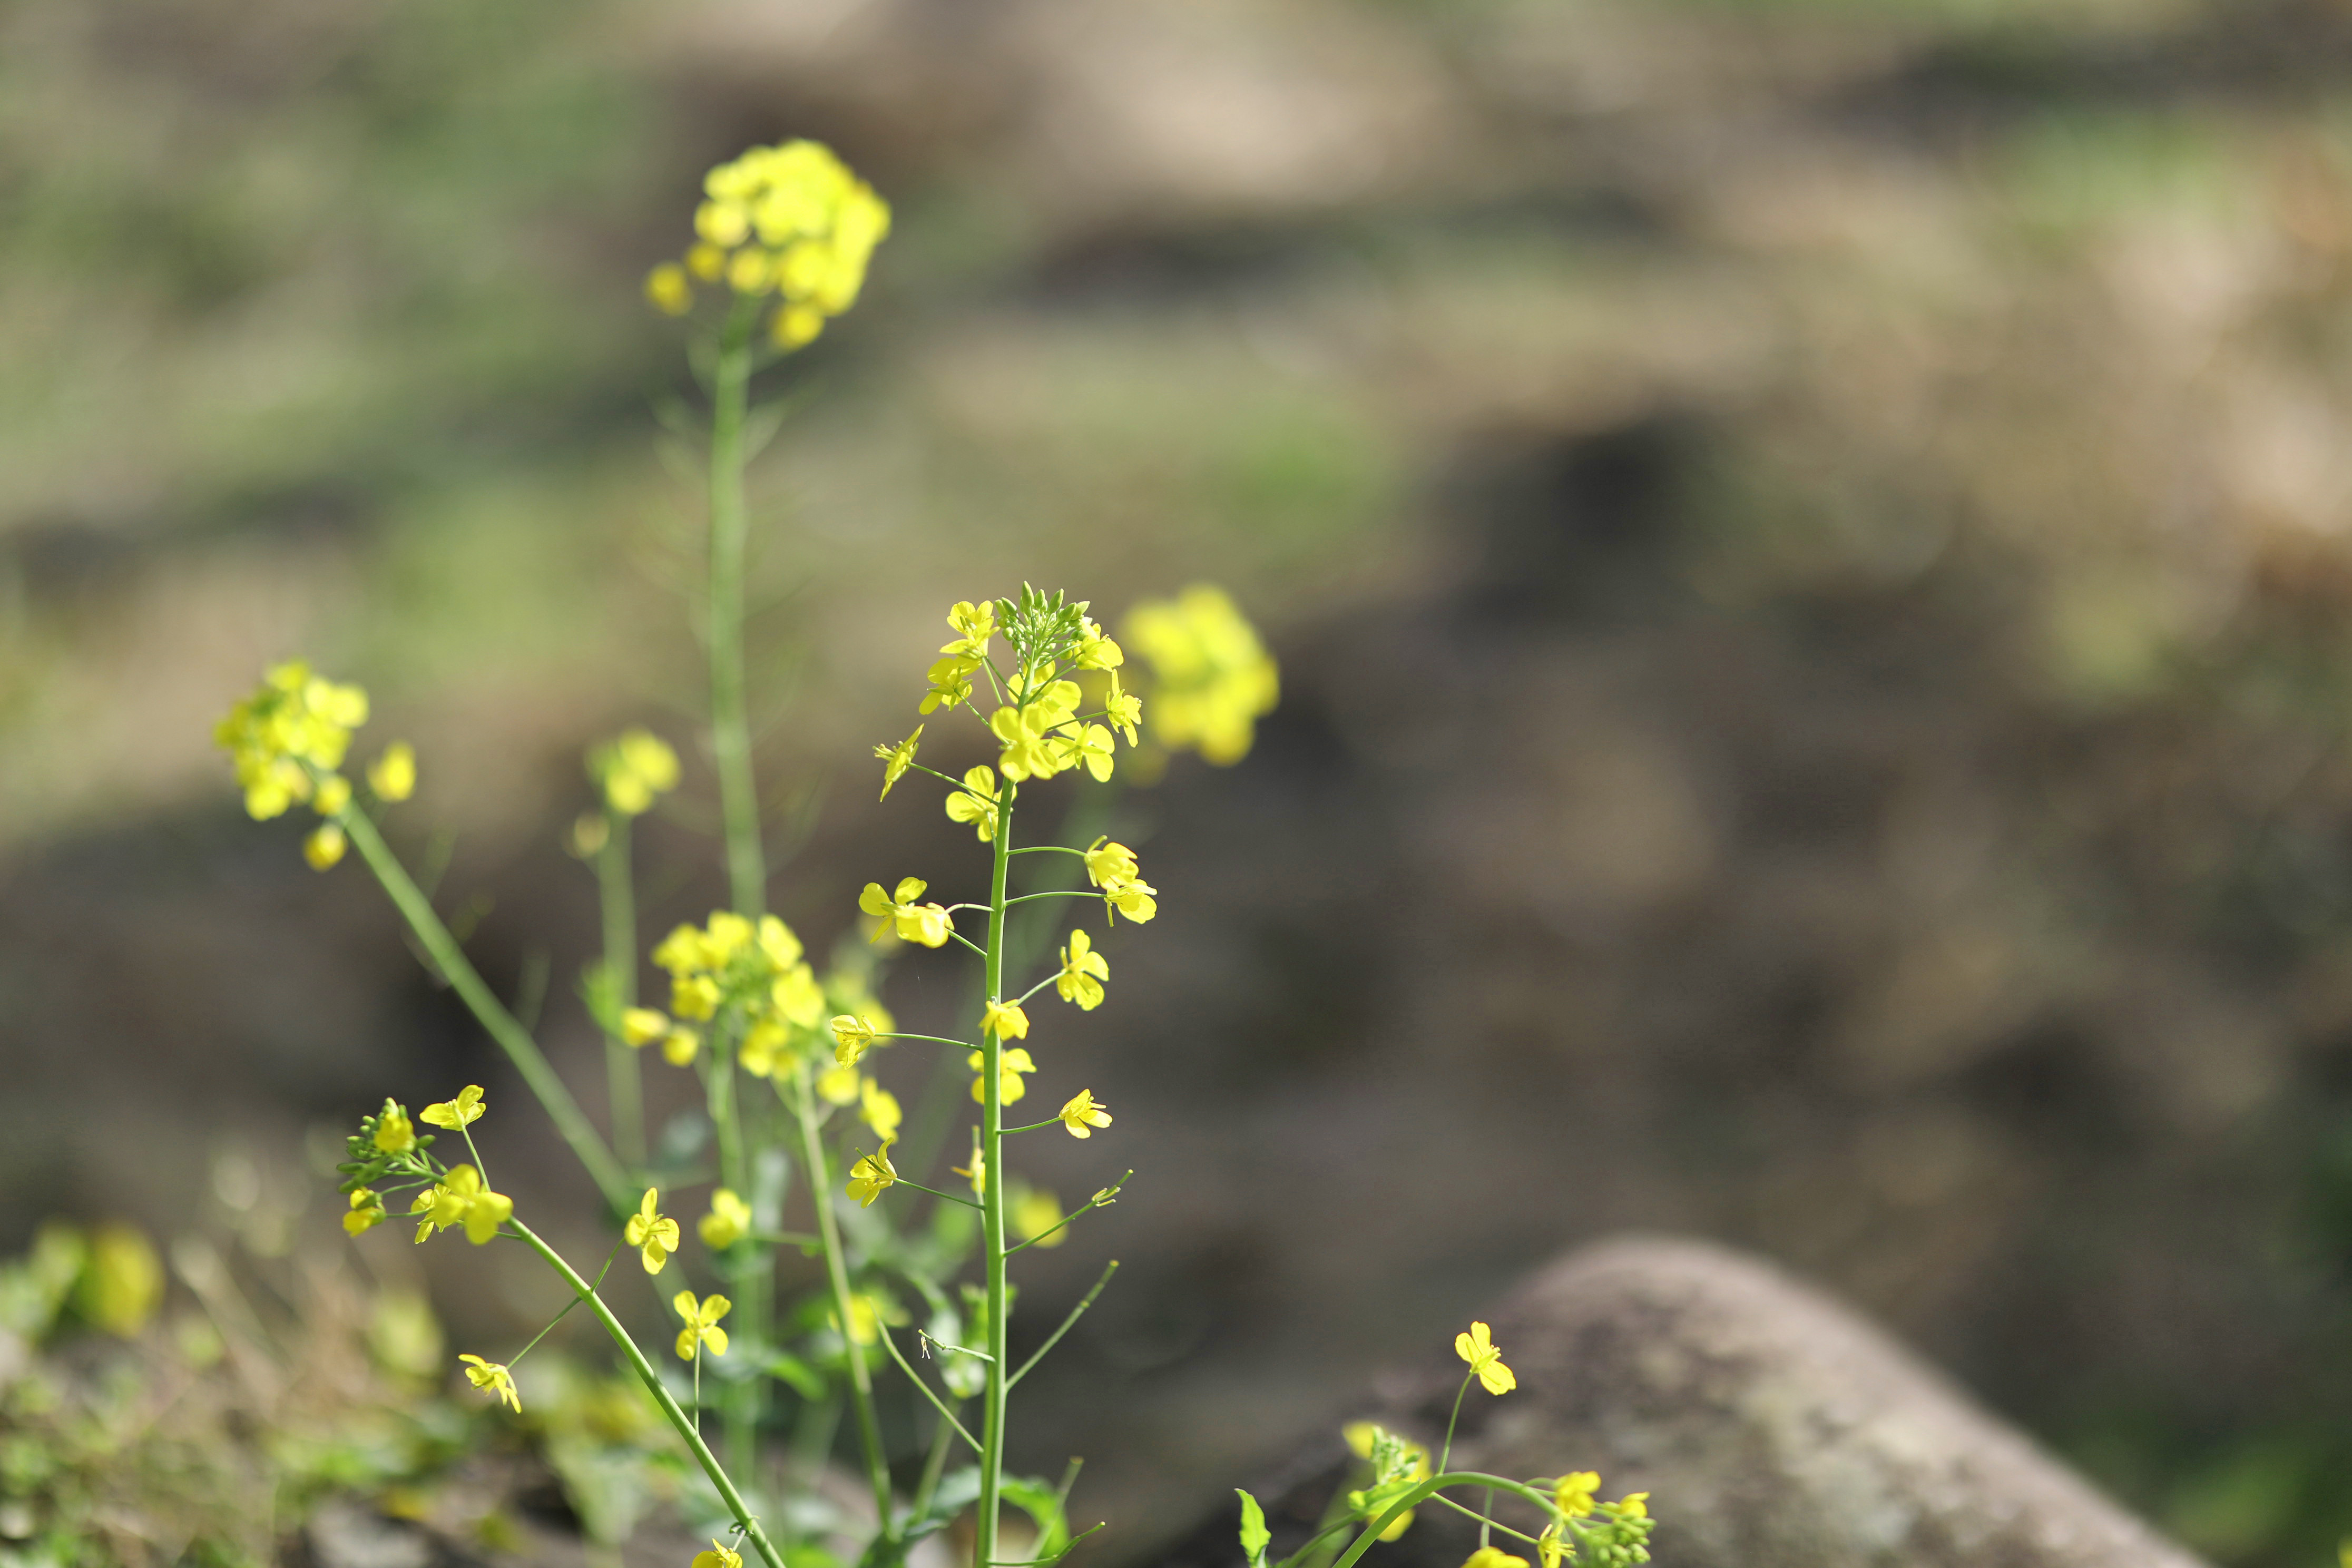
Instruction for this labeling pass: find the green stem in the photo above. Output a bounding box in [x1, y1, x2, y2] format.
[596, 811, 644, 1173]
[792, 1062, 897, 1540]
[709, 300, 765, 919]
[1007, 1259, 1116, 1387]
[509, 1218, 784, 1568]
[978, 786, 1015, 1568]
[341, 808, 630, 1210]
[1331, 1474, 1561, 1568]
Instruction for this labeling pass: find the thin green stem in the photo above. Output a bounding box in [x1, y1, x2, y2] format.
[340, 808, 631, 1210]
[1437, 1372, 1474, 1475]
[791, 1062, 897, 1541]
[708, 302, 766, 919]
[977, 786, 1015, 1568]
[892, 1176, 984, 1211]
[1006, 1260, 1117, 1387]
[875, 1032, 982, 1050]
[1429, 1492, 1536, 1547]
[1330, 1474, 1561, 1568]
[913, 1400, 958, 1520]
[1001, 891, 1100, 907]
[508, 1218, 784, 1568]
[876, 1329, 981, 1454]
[595, 811, 645, 1172]
[507, 1241, 623, 1367]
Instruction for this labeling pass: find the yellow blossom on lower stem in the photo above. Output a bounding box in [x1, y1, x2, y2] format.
[846, 1142, 897, 1207]
[874, 725, 923, 800]
[1455, 1320, 1516, 1395]
[421, 1084, 485, 1130]
[981, 997, 1030, 1040]
[1083, 836, 1139, 888]
[860, 1077, 902, 1141]
[303, 824, 346, 870]
[344, 1189, 386, 1236]
[312, 773, 352, 817]
[1056, 928, 1108, 1010]
[1554, 1473, 1598, 1518]
[831, 1014, 878, 1066]
[945, 765, 1001, 841]
[1105, 877, 1158, 925]
[662, 1027, 701, 1066]
[409, 1164, 512, 1246]
[817, 1063, 860, 1104]
[692, 1542, 742, 1568]
[623, 1188, 680, 1274]
[1057, 1089, 1112, 1138]
[644, 261, 693, 315]
[459, 1354, 521, 1413]
[1460, 1550, 1526, 1568]
[368, 741, 417, 802]
[952, 1131, 986, 1197]
[673, 1290, 732, 1360]
[699, 1189, 751, 1250]
[621, 1008, 669, 1048]
[968, 1046, 1035, 1104]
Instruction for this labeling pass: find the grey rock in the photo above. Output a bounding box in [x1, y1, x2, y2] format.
[1157, 1238, 2206, 1568]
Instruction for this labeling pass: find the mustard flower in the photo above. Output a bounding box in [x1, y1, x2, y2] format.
[1344, 1424, 1428, 1542]
[1535, 1528, 1564, 1568]
[345, 1189, 386, 1236]
[624, 1189, 680, 1275]
[1013, 1187, 1066, 1249]
[968, 1046, 1036, 1104]
[772, 963, 825, 1027]
[1057, 1089, 1112, 1139]
[1066, 722, 1116, 783]
[1602, 1494, 1648, 1521]
[859, 1077, 903, 1142]
[1554, 1473, 1598, 1518]
[1123, 584, 1280, 765]
[367, 742, 417, 802]
[945, 765, 1001, 841]
[1104, 671, 1142, 746]
[953, 1131, 986, 1197]
[948, 599, 997, 648]
[831, 1014, 879, 1067]
[410, 1165, 512, 1246]
[990, 704, 1062, 783]
[1105, 877, 1159, 925]
[1455, 1320, 1516, 1395]
[846, 1143, 897, 1207]
[921, 653, 977, 715]
[303, 824, 346, 871]
[312, 773, 352, 817]
[981, 997, 1030, 1040]
[1083, 836, 1140, 889]
[817, 1063, 861, 1104]
[758, 913, 804, 968]
[372, 1107, 416, 1155]
[699, 1189, 751, 1250]
[595, 729, 680, 816]
[420, 1084, 485, 1131]
[1071, 615, 1124, 671]
[859, 877, 954, 947]
[621, 1008, 669, 1048]
[671, 973, 721, 1022]
[653, 140, 890, 351]
[214, 661, 371, 821]
[874, 724, 923, 800]
[738, 1017, 789, 1077]
[673, 1290, 732, 1360]
[1056, 928, 1108, 1010]
[693, 1542, 742, 1568]
[652, 923, 707, 976]
[460, 1354, 522, 1414]
[1459, 1551, 1526, 1568]
[644, 261, 693, 315]
[661, 1026, 701, 1066]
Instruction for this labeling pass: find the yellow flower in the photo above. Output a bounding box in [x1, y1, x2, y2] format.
[1071, 616, 1124, 671]
[921, 653, 976, 715]
[981, 997, 1030, 1040]
[410, 1164, 512, 1245]
[644, 261, 693, 315]
[699, 1189, 751, 1250]
[595, 729, 681, 816]
[816, 1063, 861, 1104]
[661, 1026, 701, 1066]
[846, 1142, 897, 1207]
[303, 824, 346, 871]
[659, 140, 890, 350]
[949, 600, 997, 648]
[1104, 672, 1142, 746]
[945, 766, 1001, 841]
[345, 1189, 386, 1236]
[1454, 1320, 1516, 1396]
[968, 1046, 1036, 1105]
[459, 1354, 522, 1413]
[1065, 722, 1116, 783]
[831, 1014, 879, 1066]
[858, 877, 954, 948]
[652, 923, 705, 976]
[1056, 929, 1108, 1010]
[367, 742, 417, 802]
[673, 1290, 732, 1360]
[693, 1542, 743, 1568]
[952, 1131, 986, 1197]
[373, 1107, 416, 1155]
[1013, 1187, 1066, 1249]
[214, 661, 373, 824]
[1459, 1551, 1527, 1568]
[859, 1077, 902, 1142]
[1105, 878, 1158, 925]
[420, 1085, 486, 1131]
[1056, 1089, 1112, 1139]
[739, 1017, 788, 1077]
[771, 963, 826, 1027]
[829, 1291, 894, 1346]
[1602, 1493, 1648, 1521]
[1554, 1473, 1598, 1518]
[874, 724, 923, 800]
[312, 773, 352, 817]
[624, 1189, 681, 1274]
[1083, 837, 1140, 889]
[671, 973, 721, 1021]
[621, 1008, 670, 1048]
[1535, 1527, 1564, 1568]
[990, 703, 1062, 783]
[1123, 584, 1279, 765]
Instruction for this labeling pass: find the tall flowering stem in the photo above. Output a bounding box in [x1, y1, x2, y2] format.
[708, 298, 765, 920]
[976, 777, 1015, 1568]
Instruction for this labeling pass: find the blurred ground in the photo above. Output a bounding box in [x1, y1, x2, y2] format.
[9, 0, 2352, 1562]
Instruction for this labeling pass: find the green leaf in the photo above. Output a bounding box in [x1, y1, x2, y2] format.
[1237, 1489, 1271, 1568]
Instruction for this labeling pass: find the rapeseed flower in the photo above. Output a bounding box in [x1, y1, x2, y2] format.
[846, 1143, 897, 1207]
[831, 1014, 879, 1067]
[673, 1290, 732, 1360]
[968, 1046, 1035, 1104]
[1056, 928, 1108, 1010]
[859, 878, 954, 947]
[859, 1077, 902, 1141]
[945, 766, 1001, 841]
[622, 1008, 669, 1048]
[1104, 878, 1159, 925]
[214, 661, 371, 821]
[593, 729, 680, 816]
[1455, 1320, 1515, 1395]
[699, 1189, 751, 1250]
[345, 1189, 386, 1236]
[1013, 1187, 1066, 1249]
[1459, 1551, 1526, 1568]
[303, 824, 346, 870]
[460, 1355, 522, 1414]
[410, 1165, 512, 1246]
[420, 1084, 485, 1131]
[1104, 672, 1142, 746]
[1083, 837, 1140, 889]
[367, 742, 417, 802]
[693, 1543, 743, 1568]
[1123, 585, 1279, 765]
[624, 1189, 680, 1274]
[981, 997, 1030, 1041]
[1554, 1473, 1598, 1518]
[372, 1106, 416, 1155]
[1057, 1089, 1112, 1139]
[875, 725, 923, 800]
[817, 1063, 861, 1104]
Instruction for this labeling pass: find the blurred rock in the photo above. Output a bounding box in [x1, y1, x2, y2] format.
[1155, 1237, 2206, 1568]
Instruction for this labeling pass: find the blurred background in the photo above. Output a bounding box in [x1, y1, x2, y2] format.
[8, 0, 2352, 1561]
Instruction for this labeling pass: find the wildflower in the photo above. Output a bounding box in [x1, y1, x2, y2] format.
[1600, 1494, 1648, 1521]
[1083, 837, 1140, 889]
[772, 963, 825, 1027]
[595, 729, 681, 816]
[817, 1063, 861, 1104]
[312, 773, 352, 817]
[367, 742, 417, 802]
[1455, 1320, 1516, 1396]
[758, 913, 803, 967]
[1056, 928, 1108, 1010]
[372, 1106, 417, 1155]
[673, 1290, 732, 1360]
[459, 1354, 522, 1414]
[661, 1026, 701, 1066]
[953, 1132, 986, 1197]
[621, 1008, 670, 1048]
[991, 703, 1063, 783]
[345, 1189, 386, 1236]
[420, 1084, 486, 1131]
[652, 140, 890, 352]
[858, 877, 955, 948]
[214, 661, 372, 821]
[1104, 671, 1142, 746]
[1535, 1527, 1565, 1568]
[1013, 1187, 1066, 1249]
[831, 1014, 879, 1067]
[303, 824, 346, 871]
[1554, 1473, 1598, 1518]
[874, 724, 923, 800]
[1057, 1089, 1112, 1139]
[1105, 877, 1158, 925]
[410, 1165, 512, 1246]
[846, 1142, 897, 1207]
[624, 1189, 680, 1274]
[981, 997, 1030, 1040]
[671, 973, 721, 1021]
[859, 1077, 902, 1141]
[1071, 616, 1124, 671]
[1344, 1424, 1429, 1542]
[693, 1543, 742, 1568]
[948, 600, 997, 649]
[644, 261, 693, 315]
[1066, 722, 1117, 782]
[945, 765, 1001, 841]
[699, 1189, 751, 1250]
[830, 1292, 893, 1346]
[1123, 584, 1279, 765]
[1460, 1551, 1527, 1568]
[968, 1046, 1035, 1105]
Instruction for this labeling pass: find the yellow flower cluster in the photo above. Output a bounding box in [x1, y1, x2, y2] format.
[592, 728, 680, 816]
[643, 140, 891, 351]
[624, 912, 830, 1074]
[214, 661, 416, 870]
[1083, 837, 1158, 925]
[900, 599, 1142, 788]
[859, 876, 955, 947]
[410, 1164, 513, 1246]
[1124, 585, 1279, 765]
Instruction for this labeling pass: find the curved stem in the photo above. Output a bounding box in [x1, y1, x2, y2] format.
[792, 1062, 897, 1541]
[508, 1218, 785, 1568]
[1332, 1474, 1561, 1568]
[340, 808, 630, 1210]
[709, 301, 765, 919]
